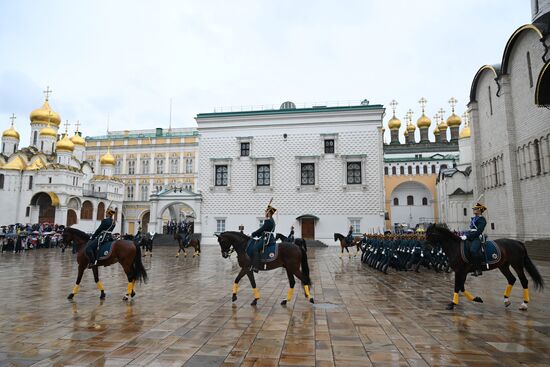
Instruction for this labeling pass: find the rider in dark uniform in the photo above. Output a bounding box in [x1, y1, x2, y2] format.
[85, 208, 116, 267]
[250, 203, 276, 273]
[460, 202, 487, 276]
[287, 226, 295, 242]
[346, 225, 354, 245]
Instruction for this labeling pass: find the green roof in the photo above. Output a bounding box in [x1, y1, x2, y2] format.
[384, 154, 457, 163]
[86, 130, 198, 141]
[196, 104, 384, 119]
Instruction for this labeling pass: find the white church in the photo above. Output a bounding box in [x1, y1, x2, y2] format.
[0, 90, 124, 233]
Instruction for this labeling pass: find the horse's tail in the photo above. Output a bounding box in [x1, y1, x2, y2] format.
[197, 239, 201, 253]
[133, 242, 148, 284]
[297, 239, 311, 286]
[523, 245, 544, 291]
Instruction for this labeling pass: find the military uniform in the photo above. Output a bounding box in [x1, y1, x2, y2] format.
[250, 203, 277, 273]
[346, 227, 354, 245]
[287, 227, 295, 242]
[463, 203, 487, 276]
[85, 209, 116, 266]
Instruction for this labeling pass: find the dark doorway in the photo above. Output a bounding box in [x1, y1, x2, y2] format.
[301, 218, 315, 240]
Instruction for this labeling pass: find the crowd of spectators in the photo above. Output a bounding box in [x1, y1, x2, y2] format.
[1, 222, 64, 253]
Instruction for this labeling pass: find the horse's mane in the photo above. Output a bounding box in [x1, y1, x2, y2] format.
[428, 223, 460, 240]
[222, 231, 251, 241]
[65, 227, 90, 240]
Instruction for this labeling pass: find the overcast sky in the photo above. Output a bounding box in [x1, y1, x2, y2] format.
[0, 0, 530, 144]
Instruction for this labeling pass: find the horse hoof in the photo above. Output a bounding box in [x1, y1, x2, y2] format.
[100, 291, 106, 300]
[446, 302, 456, 310]
[251, 299, 258, 306]
[67, 293, 74, 300]
[176, 254, 179, 257]
[309, 298, 315, 304]
[123, 295, 129, 301]
[504, 298, 511, 307]
[131, 291, 136, 298]
[232, 294, 237, 302]
[281, 300, 287, 306]
[473, 297, 483, 303]
[519, 302, 528, 311]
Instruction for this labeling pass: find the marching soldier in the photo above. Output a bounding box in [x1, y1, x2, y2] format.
[85, 208, 116, 267]
[460, 202, 487, 276]
[250, 202, 277, 273]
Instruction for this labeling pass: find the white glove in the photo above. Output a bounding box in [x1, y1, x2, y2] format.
[470, 229, 477, 232]
[460, 235, 467, 240]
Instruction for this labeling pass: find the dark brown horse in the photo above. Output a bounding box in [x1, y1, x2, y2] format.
[216, 231, 313, 306]
[425, 224, 543, 310]
[174, 232, 201, 257]
[61, 227, 148, 301]
[334, 233, 361, 257]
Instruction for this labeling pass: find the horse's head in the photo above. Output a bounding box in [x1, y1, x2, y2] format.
[425, 223, 457, 248]
[333, 233, 338, 241]
[61, 227, 89, 249]
[216, 231, 249, 258]
[215, 232, 233, 258]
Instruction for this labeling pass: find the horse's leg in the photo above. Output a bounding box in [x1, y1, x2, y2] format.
[231, 268, 247, 302]
[511, 262, 530, 310]
[281, 268, 296, 306]
[176, 241, 180, 257]
[290, 267, 314, 304]
[246, 271, 260, 306]
[68, 264, 85, 300]
[122, 258, 136, 301]
[92, 266, 106, 299]
[345, 245, 351, 257]
[355, 244, 360, 257]
[447, 270, 467, 310]
[339, 244, 344, 258]
[499, 265, 516, 307]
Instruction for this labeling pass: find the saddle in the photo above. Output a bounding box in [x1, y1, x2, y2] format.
[460, 239, 501, 266]
[96, 231, 115, 261]
[246, 233, 279, 267]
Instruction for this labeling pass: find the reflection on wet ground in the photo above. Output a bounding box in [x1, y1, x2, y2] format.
[0, 246, 548, 366]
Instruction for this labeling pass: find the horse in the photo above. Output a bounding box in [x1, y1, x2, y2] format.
[334, 233, 361, 257]
[174, 232, 201, 257]
[425, 223, 544, 310]
[61, 227, 148, 301]
[216, 231, 313, 306]
[140, 232, 154, 257]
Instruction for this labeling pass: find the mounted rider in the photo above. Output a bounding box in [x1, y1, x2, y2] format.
[249, 200, 277, 273]
[346, 225, 354, 245]
[85, 207, 116, 267]
[287, 226, 295, 242]
[460, 202, 487, 276]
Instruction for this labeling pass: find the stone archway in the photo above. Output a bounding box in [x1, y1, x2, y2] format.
[30, 192, 58, 224]
[67, 209, 77, 226]
[141, 211, 150, 233]
[389, 181, 434, 232]
[148, 189, 202, 235]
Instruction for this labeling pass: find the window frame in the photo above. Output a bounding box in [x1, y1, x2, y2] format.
[215, 218, 226, 234]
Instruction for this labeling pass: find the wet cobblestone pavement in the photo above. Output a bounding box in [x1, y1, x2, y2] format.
[0, 246, 549, 366]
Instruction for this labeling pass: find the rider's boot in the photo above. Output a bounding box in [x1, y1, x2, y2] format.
[472, 256, 482, 276]
[250, 251, 260, 273]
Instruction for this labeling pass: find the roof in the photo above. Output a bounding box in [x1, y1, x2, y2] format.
[86, 130, 198, 141]
[384, 153, 458, 163]
[449, 188, 473, 196]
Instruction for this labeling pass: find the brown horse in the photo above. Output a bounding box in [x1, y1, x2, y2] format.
[426, 224, 544, 310]
[61, 227, 148, 301]
[216, 231, 313, 306]
[334, 233, 361, 257]
[174, 233, 201, 257]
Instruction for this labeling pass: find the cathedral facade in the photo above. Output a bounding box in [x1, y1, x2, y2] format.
[0, 92, 124, 233]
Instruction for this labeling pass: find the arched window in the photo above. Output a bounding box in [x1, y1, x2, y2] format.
[81, 201, 93, 220]
[407, 196, 414, 206]
[422, 197, 428, 206]
[407, 166, 412, 175]
[400, 166, 404, 175]
[416, 166, 420, 174]
[393, 198, 399, 206]
[432, 165, 436, 174]
[441, 164, 448, 170]
[384, 167, 389, 175]
[423, 165, 428, 174]
[0, 174, 4, 189]
[97, 202, 105, 220]
[392, 167, 396, 175]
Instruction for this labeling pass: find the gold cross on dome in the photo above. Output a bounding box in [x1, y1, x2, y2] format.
[64, 120, 71, 134]
[389, 100, 398, 115]
[418, 97, 427, 112]
[43, 86, 52, 101]
[75, 120, 81, 132]
[438, 108, 446, 121]
[9, 113, 16, 126]
[433, 113, 440, 123]
[448, 97, 458, 112]
[462, 112, 469, 125]
[406, 109, 414, 123]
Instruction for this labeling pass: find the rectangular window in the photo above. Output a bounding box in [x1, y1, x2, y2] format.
[257, 164, 270, 186]
[141, 159, 150, 174]
[186, 158, 193, 173]
[114, 160, 121, 175]
[301, 163, 315, 185]
[140, 185, 149, 201]
[240, 142, 250, 157]
[156, 158, 164, 174]
[491, 223, 495, 230]
[349, 219, 360, 235]
[25, 206, 30, 217]
[170, 158, 179, 174]
[216, 219, 226, 233]
[126, 185, 134, 200]
[346, 162, 362, 184]
[324, 139, 335, 154]
[28, 176, 33, 190]
[128, 160, 135, 175]
[0, 174, 4, 189]
[463, 208, 467, 216]
[215, 165, 228, 186]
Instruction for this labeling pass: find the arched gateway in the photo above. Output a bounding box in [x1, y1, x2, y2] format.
[148, 188, 202, 235]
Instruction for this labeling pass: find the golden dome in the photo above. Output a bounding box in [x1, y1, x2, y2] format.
[416, 113, 431, 128]
[433, 125, 440, 135]
[406, 122, 416, 133]
[100, 149, 115, 166]
[30, 100, 61, 126]
[459, 125, 471, 139]
[55, 134, 75, 152]
[2, 125, 20, 140]
[70, 133, 86, 146]
[388, 115, 401, 130]
[438, 119, 448, 130]
[39, 125, 57, 138]
[447, 113, 461, 127]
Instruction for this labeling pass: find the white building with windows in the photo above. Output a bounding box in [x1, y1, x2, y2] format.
[195, 101, 386, 245]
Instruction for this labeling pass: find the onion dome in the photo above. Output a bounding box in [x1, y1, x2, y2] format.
[70, 133, 85, 146]
[30, 100, 61, 126]
[388, 115, 401, 130]
[39, 124, 57, 138]
[447, 113, 461, 127]
[2, 124, 20, 140]
[100, 149, 115, 165]
[416, 114, 431, 128]
[459, 125, 471, 139]
[406, 121, 416, 133]
[433, 125, 440, 135]
[55, 134, 75, 152]
[438, 118, 448, 130]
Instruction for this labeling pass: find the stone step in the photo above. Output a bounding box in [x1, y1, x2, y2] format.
[305, 240, 328, 247]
